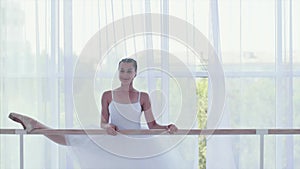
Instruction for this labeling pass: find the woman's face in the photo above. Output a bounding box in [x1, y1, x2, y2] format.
[118, 62, 136, 85]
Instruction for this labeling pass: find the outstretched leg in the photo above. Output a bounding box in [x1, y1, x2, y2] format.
[9, 112, 67, 145]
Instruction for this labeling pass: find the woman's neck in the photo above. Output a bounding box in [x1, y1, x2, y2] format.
[118, 84, 135, 91]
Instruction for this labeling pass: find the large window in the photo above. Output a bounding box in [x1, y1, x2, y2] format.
[1, 0, 299, 169]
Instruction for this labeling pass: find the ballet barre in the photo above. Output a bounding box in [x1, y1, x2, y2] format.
[2, 128, 300, 135]
[1, 128, 300, 169]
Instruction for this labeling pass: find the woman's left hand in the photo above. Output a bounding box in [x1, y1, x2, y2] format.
[166, 124, 178, 134]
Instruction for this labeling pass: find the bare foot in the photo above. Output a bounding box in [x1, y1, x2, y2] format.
[8, 112, 47, 132]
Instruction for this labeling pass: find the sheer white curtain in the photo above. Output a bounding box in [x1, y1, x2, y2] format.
[0, 0, 74, 168]
[208, 0, 300, 168]
[206, 1, 236, 168]
[1, 0, 201, 168]
[2, 0, 299, 169]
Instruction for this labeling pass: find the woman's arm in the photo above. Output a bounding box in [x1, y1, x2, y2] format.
[141, 92, 178, 133]
[101, 91, 118, 135]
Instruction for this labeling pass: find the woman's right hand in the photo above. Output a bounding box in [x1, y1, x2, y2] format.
[105, 124, 119, 136]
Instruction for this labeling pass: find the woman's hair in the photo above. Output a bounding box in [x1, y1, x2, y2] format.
[118, 58, 137, 71]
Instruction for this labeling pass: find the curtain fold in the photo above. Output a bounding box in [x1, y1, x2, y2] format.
[206, 1, 236, 168]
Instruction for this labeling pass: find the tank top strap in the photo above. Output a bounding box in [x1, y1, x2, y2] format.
[138, 92, 141, 102]
[111, 90, 114, 101]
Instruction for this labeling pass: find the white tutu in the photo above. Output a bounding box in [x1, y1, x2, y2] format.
[67, 92, 198, 168]
[67, 133, 197, 169]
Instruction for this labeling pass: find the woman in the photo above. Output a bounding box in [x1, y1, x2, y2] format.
[9, 58, 177, 141]
[101, 58, 178, 135]
[9, 58, 185, 168]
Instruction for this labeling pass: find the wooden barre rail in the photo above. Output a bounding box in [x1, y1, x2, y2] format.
[1, 129, 300, 135]
[1, 128, 299, 169]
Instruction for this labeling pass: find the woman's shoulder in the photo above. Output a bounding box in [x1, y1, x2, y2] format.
[102, 90, 112, 95]
[140, 91, 148, 96]
[140, 91, 150, 101]
[102, 90, 112, 100]
[139, 91, 151, 109]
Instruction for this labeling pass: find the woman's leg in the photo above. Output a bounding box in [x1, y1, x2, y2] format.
[9, 112, 67, 145]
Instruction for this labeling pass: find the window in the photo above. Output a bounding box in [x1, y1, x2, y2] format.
[1, 0, 299, 169]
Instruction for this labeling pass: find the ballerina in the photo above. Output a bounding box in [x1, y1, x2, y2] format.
[101, 58, 178, 134]
[8, 58, 199, 169]
[8, 58, 177, 145]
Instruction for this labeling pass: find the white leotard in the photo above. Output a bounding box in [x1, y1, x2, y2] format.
[109, 91, 142, 130]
